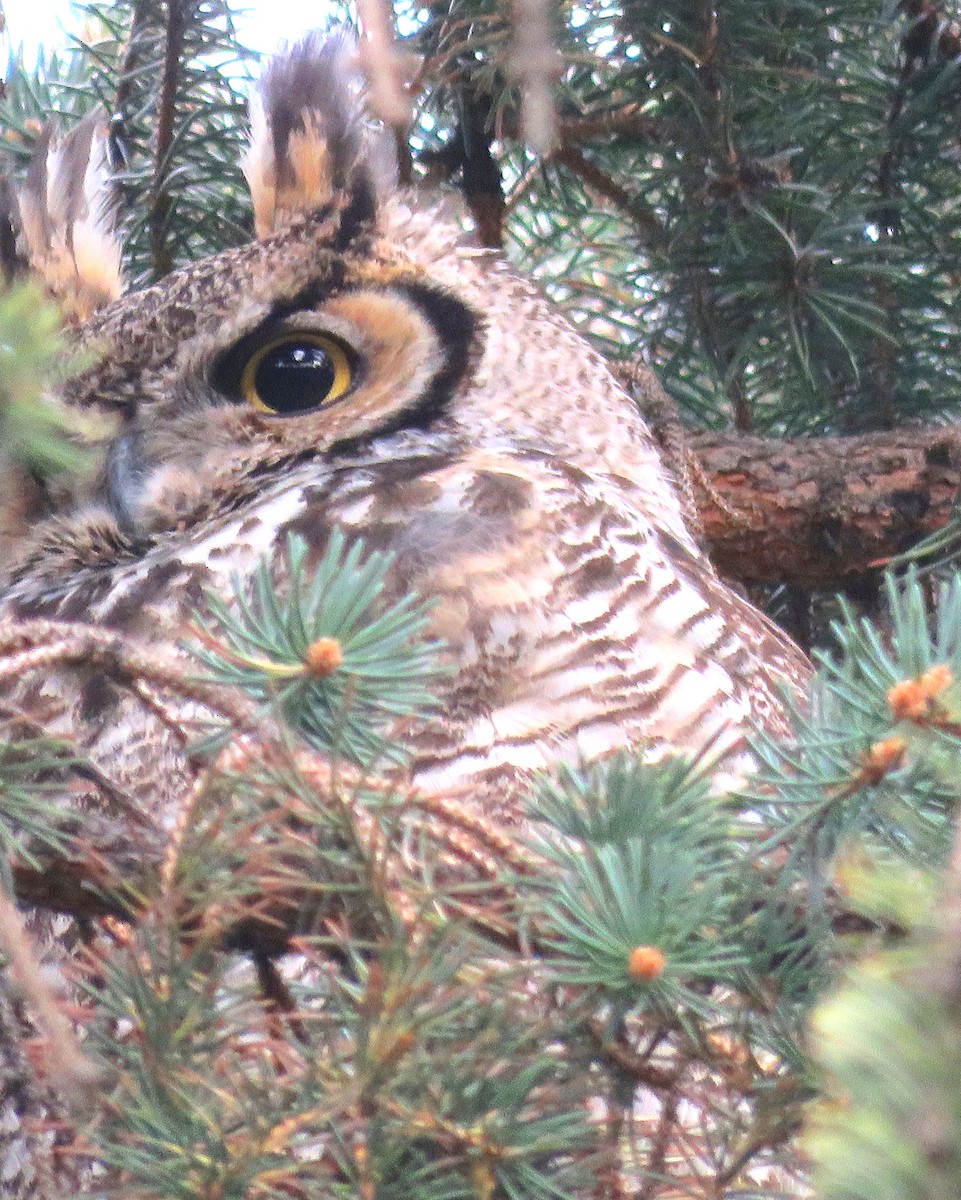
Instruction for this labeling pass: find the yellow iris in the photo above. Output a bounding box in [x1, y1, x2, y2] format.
[240, 334, 352, 414]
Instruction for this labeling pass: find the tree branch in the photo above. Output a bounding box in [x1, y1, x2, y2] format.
[552, 144, 666, 240]
[688, 425, 961, 586]
[557, 104, 660, 142]
[149, 0, 187, 281]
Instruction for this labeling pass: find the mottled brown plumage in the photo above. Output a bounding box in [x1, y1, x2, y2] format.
[0, 36, 814, 1196]
[0, 34, 809, 833]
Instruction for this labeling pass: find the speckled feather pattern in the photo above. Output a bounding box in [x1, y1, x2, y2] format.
[0, 37, 811, 849]
[1, 217, 809, 823]
[0, 46, 813, 1193]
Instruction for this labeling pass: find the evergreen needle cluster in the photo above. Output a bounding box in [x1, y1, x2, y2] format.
[192, 531, 443, 767]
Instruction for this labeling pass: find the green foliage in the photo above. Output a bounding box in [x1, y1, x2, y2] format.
[0, 736, 85, 881]
[747, 570, 961, 870]
[532, 758, 745, 1015]
[192, 532, 444, 768]
[811, 953, 961, 1200]
[522, 751, 828, 1189]
[4, 512, 961, 1195]
[404, 1, 961, 435]
[807, 852, 961, 1200]
[0, 41, 100, 141]
[85, 922, 597, 1199]
[547, 759, 832, 1041]
[73, 720, 833, 1196]
[0, 280, 92, 477]
[736, 569, 961, 1198]
[77, 747, 597, 1199]
[4, 2, 961, 1197]
[532, 753, 726, 848]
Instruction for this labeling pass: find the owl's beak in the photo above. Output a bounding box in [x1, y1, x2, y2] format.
[104, 428, 150, 534]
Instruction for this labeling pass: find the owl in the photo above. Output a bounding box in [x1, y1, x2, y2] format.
[0, 36, 816, 1198]
[0, 35, 809, 866]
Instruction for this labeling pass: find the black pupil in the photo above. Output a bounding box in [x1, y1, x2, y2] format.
[255, 341, 337, 413]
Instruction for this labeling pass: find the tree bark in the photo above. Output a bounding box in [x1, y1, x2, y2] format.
[688, 425, 961, 587]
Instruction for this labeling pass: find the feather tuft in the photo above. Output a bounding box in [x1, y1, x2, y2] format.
[17, 110, 124, 323]
[243, 32, 391, 240]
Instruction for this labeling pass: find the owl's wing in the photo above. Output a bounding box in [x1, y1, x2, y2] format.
[2, 439, 808, 815]
[274, 444, 810, 802]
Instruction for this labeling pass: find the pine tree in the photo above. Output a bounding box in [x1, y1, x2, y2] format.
[1, 2, 961, 1197]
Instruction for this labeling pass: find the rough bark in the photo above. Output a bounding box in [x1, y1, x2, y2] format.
[688, 425, 961, 587]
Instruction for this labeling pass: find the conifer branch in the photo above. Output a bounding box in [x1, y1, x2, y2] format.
[688, 425, 961, 586]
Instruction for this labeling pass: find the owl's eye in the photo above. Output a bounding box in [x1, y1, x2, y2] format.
[239, 334, 352, 414]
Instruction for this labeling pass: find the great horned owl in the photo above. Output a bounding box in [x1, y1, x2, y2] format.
[0, 35, 809, 846]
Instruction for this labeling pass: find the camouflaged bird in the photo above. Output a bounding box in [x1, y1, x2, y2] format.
[0, 34, 809, 838]
[0, 37, 817, 1197]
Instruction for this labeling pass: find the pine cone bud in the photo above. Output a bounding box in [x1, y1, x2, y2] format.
[887, 663, 952, 721]
[627, 945, 666, 982]
[859, 737, 908, 785]
[304, 636, 344, 677]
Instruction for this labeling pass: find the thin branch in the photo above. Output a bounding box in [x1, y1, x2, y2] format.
[552, 144, 665, 240]
[589, 1018, 681, 1090]
[111, 0, 152, 120]
[552, 145, 633, 208]
[504, 155, 543, 213]
[557, 104, 660, 142]
[149, 0, 187, 280]
[637, 1089, 679, 1200]
[0, 619, 256, 727]
[0, 618, 539, 940]
[356, 0, 413, 128]
[0, 699, 146, 827]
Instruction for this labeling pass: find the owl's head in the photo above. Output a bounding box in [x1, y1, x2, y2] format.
[23, 34, 688, 550]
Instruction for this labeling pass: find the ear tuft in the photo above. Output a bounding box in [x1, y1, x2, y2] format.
[17, 109, 124, 323]
[243, 32, 391, 240]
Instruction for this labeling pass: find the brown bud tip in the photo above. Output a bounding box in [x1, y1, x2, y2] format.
[920, 664, 953, 696]
[859, 737, 908, 785]
[627, 945, 666, 983]
[887, 679, 928, 721]
[888, 664, 952, 721]
[304, 636, 344, 677]
[379, 1029, 417, 1067]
